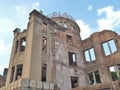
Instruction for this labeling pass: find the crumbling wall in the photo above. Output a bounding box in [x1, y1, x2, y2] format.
[53, 20, 87, 90]
[74, 81, 120, 90]
[75, 30, 120, 90]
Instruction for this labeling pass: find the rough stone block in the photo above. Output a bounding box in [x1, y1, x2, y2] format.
[18, 79, 29, 87]
[43, 82, 49, 89]
[18, 79, 21, 88]
[29, 80, 36, 88]
[13, 81, 18, 89]
[49, 83, 54, 90]
[11, 82, 14, 90]
[36, 81, 42, 88]
[2, 87, 5, 90]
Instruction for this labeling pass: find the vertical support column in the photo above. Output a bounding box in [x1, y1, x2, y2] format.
[93, 72, 96, 84]
[115, 66, 120, 78]
[17, 40, 21, 53]
[5, 29, 21, 85]
[13, 66, 17, 81]
[46, 26, 54, 83]
[22, 11, 43, 80]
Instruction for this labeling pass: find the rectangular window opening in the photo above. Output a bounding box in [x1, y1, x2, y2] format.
[71, 25, 74, 31]
[68, 52, 77, 66]
[64, 22, 67, 28]
[42, 37, 47, 50]
[88, 72, 94, 85]
[15, 64, 23, 81]
[20, 37, 26, 52]
[71, 77, 78, 88]
[41, 63, 47, 82]
[66, 35, 73, 45]
[94, 71, 101, 83]
[102, 39, 117, 56]
[88, 71, 101, 85]
[109, 65, 120, 81]
[102, 42, 110, 56]
[109, 40, 117, 53]
[43, 22, 47, 31]
[84, 48, 96, 62]
[90, 48, 96, 61]
[85, 50, 90, 62]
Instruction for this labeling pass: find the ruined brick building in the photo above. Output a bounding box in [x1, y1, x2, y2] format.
[0, 9, 120, 90]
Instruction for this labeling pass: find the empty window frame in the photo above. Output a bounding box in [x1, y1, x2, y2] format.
[71, 77, 78, 88]
[109, 65, 120, 81]
[88, 71, 101, 85]
[84, 48, 96, 62]
[41, 63, 47, 82]
[71, 25, 74, 31]
[10, 66, 15, 83]
[68, 52, 77, 66]
[66, 35, 73, 44]
[15, 64, 23, 80]
[42, 37, 47, 50]
[14, 40, 19, 54]
[20, 37, 26, 52]
[64, 22, 67, 28]
[43, 22, 47, 31]
[102, 39, 117, 56]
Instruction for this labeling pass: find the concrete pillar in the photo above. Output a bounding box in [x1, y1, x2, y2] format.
[13, 66, 17, 81]
[5, 36, 18, 85]
[22, 12, 43, 80]
[93, 72, 96, 84]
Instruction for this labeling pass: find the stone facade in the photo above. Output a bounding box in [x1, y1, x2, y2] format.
[0, 10, 120, 90]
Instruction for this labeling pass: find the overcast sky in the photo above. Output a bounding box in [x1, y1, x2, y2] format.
[0, 0, 120, 75]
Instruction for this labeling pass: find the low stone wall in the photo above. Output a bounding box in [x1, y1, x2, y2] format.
[0, 79, 54, 90]
[73, 80, 120, 90]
